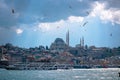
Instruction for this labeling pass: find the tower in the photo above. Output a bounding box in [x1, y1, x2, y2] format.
[82, 36, 84, 47]
[66, 30, 69, 46]
[80, 38, 82, 47]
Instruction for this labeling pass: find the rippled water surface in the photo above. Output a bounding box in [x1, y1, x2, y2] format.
[0, 68, 120, 80]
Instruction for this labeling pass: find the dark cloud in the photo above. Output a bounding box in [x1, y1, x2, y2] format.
[99, 0, 120, 9]
[0, 0, 95, 28]
[0, 0, 120, 28]
[4, 0, 30, 13]
[22, 0, 94, 23]
[107, 0, 120, 9]
[0, 0, 30, 28]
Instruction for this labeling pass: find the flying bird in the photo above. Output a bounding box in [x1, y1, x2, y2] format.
[83, 21, 88, 27]
[69, 5, 72, 9]
[86, 11, 89, 15]
[110, 33, 112, 36]
[12, 9, 15, 14]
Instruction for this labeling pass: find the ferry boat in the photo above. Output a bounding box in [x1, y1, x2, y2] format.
[5, 62, 73, 70]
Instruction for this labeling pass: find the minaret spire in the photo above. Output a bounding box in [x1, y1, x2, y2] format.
[66, 30, 69, 46]
[80, 38, 82, 47]
[82, 36, 84, 47]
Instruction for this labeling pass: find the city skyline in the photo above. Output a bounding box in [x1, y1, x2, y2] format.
[0, 0, 120, 48]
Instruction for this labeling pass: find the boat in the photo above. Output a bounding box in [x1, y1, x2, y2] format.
[73, 65, 91, 69]
[0, 60, 9, 68]
[5, 62, 73, 70]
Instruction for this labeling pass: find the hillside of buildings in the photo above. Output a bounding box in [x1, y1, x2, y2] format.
[0, 38, 120, 68]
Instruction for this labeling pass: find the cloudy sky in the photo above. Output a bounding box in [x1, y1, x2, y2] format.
[0, 0, 120, 48]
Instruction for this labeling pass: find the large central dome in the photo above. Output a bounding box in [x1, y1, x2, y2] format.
[50, 38, 68, 52]
[55, 38, 64, 43]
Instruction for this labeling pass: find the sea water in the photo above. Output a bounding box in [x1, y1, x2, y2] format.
[0, 68, 120, 80]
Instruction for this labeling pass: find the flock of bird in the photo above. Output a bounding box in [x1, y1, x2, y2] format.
[68, 5, 113, 37]
[11, 4, 112, 37]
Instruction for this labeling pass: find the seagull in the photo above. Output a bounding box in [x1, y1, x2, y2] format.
[83, 21, 88, 27]
[110, 33, 112, 36]
[12, 9, 15, 14]
[69, 5, 72, 9]
[86, 11, 89, 15]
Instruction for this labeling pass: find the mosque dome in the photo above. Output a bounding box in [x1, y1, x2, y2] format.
[54, 38, 64, 43]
